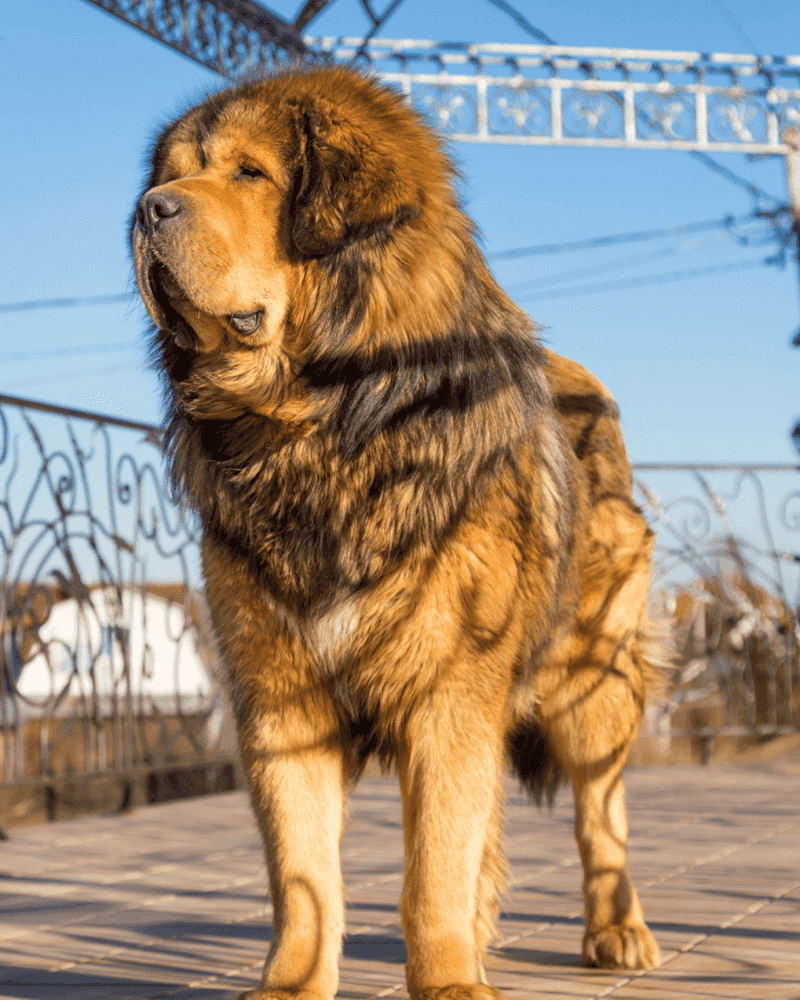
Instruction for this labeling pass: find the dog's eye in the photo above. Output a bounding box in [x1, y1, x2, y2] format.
[237, 164, 265, 180]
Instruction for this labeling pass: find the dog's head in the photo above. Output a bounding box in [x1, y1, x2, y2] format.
[131, 67, 453, 355]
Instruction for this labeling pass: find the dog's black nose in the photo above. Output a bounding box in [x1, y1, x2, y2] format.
[136, 190, 184, 234]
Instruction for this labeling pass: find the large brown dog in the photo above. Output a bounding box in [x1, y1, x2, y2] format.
[132, 65, 660, 1000]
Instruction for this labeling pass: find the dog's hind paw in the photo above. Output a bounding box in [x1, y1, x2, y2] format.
[582, 923, 660, 970]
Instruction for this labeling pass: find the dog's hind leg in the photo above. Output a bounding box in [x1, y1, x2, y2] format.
[567, 705, 659, 970]
[535, 500, 660, 970]
[537, 651, 659, 970]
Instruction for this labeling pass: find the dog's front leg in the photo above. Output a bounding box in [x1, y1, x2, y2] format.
[397, 686, 506, 1000]
[233, 692, 346, 1000]
[202, 537, 345, 1000]
[203, 542, 347, 1000]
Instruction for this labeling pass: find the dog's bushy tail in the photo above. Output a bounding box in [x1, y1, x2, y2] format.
[506, 722, 567, 807]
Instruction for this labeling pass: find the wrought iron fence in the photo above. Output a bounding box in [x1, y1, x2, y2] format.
[1, 395, 798, 801]
[633, 462, 800, 755]
[0, 393, 235, 808]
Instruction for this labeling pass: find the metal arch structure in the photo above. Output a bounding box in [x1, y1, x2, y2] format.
[80, 0, 800, 155]
[81, 0, 316, 70]
[333, 40, 800, 156]
[79, 0, 397, 73]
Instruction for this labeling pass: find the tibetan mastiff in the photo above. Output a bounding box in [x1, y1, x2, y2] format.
[132, 65, 660, 1000]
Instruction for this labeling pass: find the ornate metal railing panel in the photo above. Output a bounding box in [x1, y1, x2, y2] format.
[81, 0, 311, 74]
[79, 1, 800, 154]
[632, 462, 800, 746]
[327, 40, 800, 153]
[0, 395, 231, 789]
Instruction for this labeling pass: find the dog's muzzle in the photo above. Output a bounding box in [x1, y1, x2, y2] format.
[135, 189, 185, 237]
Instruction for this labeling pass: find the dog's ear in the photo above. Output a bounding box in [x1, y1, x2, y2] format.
[289, 97, 419, 256]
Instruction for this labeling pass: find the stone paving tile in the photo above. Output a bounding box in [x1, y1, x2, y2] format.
[0, 765, 799, 999]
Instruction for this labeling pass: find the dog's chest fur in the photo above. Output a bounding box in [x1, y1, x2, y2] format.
[263, 592, 362, 671]
[302, 599, 362, 666]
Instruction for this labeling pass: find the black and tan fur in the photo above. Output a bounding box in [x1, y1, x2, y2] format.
[131, 65, 660, 1000]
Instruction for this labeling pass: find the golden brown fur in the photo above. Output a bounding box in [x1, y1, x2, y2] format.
[131, 65, 660, 1000]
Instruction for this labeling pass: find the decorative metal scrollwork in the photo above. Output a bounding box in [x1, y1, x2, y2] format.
[0, 396, 230, 789]
[310, 38, 800, 152]
[777, 97, 800, 132]
[3, 396, 797, 792]
[634, 464, 800, 742]
[636, 91, 697, 141]
[562, 90, 624, 139]
[81, 0, 306, 77]
[488, 85, 551, 136]
[708, 95, 768, 144]
[780, 488, 800, 533]
[411, 85, 478, 135]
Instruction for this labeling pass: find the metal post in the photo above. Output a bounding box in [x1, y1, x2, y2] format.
[784, 129, 800, 452]
[786, 128, 800, 338]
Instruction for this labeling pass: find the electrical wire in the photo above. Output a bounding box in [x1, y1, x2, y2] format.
[6, 363, 142, 390]
[0, 341, 138, 362]
[482, 0, 556, 45]
[708, 0, 759, 55]
[516, 256, 774, 302]
[504, 223, 771, 293]
[489, 212, 760, 260]
[689, 151, 782, 207]
[0, 293, 131, 315]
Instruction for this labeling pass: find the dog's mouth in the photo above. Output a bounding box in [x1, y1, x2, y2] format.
[135, 236, 266, 348]
[148, 262, 264, 341]
[226, 311, 263, 336]
[145, 261, 197, 349]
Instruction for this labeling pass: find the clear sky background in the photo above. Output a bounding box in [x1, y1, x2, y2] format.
[2, 0, 799, 463]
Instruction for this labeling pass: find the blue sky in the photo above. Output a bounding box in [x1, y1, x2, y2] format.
[2, 0, 799, 462]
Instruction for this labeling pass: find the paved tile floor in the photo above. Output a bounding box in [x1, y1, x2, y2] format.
[0, 765, 798, 1000]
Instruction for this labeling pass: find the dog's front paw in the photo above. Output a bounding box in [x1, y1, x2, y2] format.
[582, 923, 660, 970]
[416, 986, 503, 1000]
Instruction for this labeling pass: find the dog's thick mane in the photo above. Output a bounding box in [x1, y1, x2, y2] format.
[148, 69, 574, 615]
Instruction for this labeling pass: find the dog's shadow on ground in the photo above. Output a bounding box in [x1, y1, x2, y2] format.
[343, 932, 407, 963]
[489, 944, 583, 968]
[342, 933, 584, 970]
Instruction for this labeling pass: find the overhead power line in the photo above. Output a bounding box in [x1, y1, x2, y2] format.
[482, 0, 556, 45]
[689, 151, 782, 207]
[6, 363, 142, 390]
[708, 0, 759, 55]
[0, 293, 131, 315]
[517, 256, 774, 302]
[505, 223, 771, 293]
[489, 212, 764, 261]
[0, 341, 138, 362]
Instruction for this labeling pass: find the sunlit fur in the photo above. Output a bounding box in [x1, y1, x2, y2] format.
[132, 65, 661, 1000]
